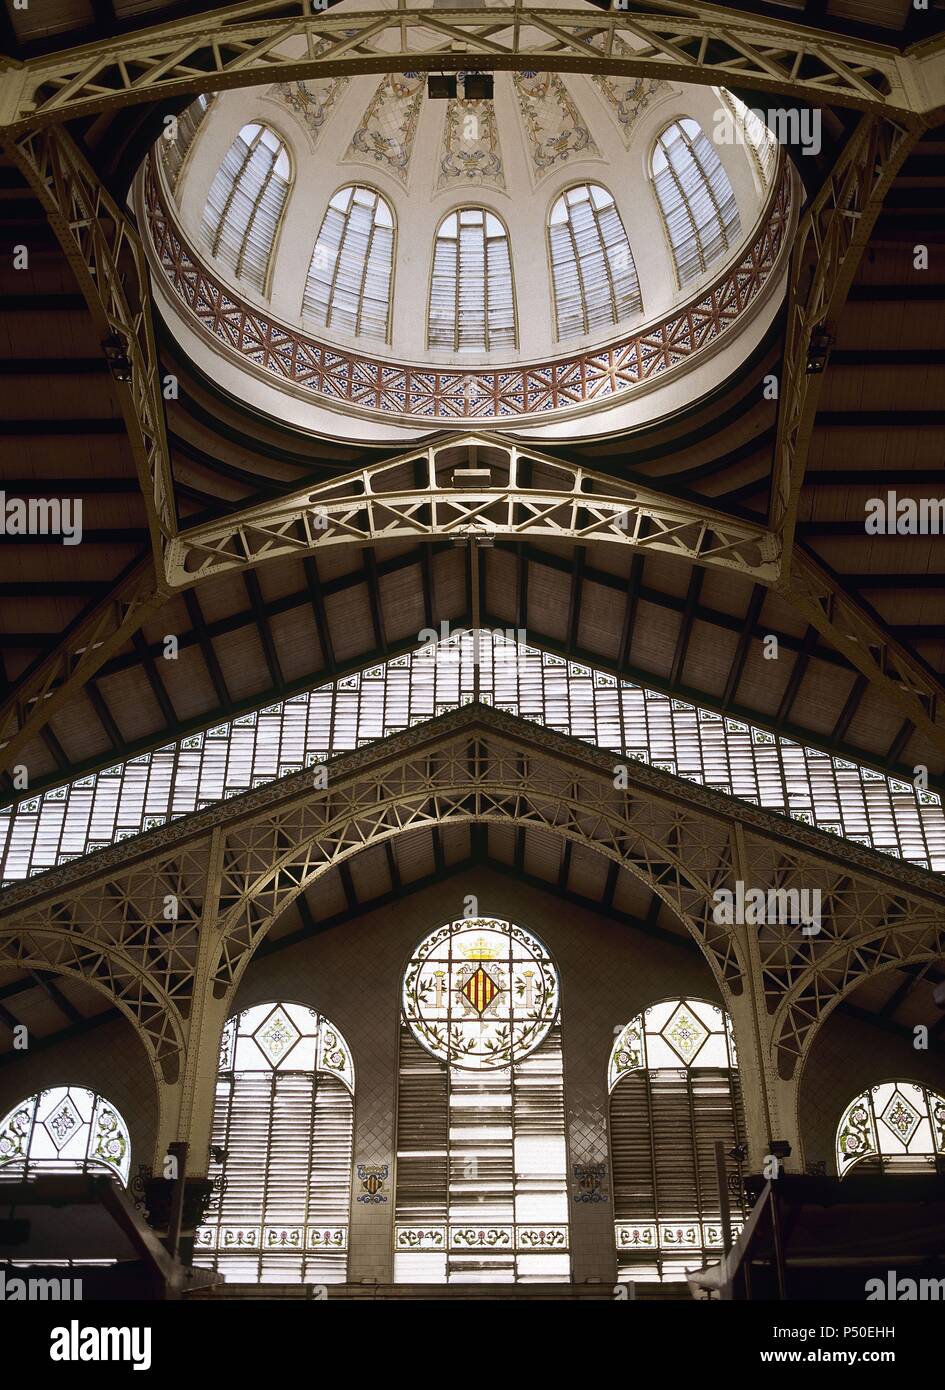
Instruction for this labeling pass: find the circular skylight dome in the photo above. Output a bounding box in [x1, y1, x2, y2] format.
[140, 0, 795, 442]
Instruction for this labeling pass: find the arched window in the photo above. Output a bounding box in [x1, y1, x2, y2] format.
[652, 118, 740, 288]
[194, 1001, 354, 1284]
[160, 94, 211, 196]
[548, 183, 641, 340]
[201, 123, 291, 294]
[395, 916, 569, 1281]
[0, 1086, 130, 1186]
[428, 208, 515, 351]
[836, 1080, 945, 1177]
[718, 91, 778, 190]
[303, 185, 394, 341]
[608, 998, 745, 1282]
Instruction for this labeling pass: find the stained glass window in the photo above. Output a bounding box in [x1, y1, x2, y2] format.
[652, 118, 740, 287]
[4, 631, 942, 882]
[302, 184, 394, 341]
[608, 999, 745, 1282]
[395, 917, 569, 1282]
[548, 183, 642, 339]
[402, 916, 559, 1068]
[0, 1086, 131, 1186]
[194, 1001, 354, 1283]
[428, 208, 516, 351]
[836, 1080, 945, 1177]
[201, 122, 291, 294]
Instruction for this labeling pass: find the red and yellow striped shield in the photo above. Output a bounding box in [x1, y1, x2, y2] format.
[462, 965, 498, 1015]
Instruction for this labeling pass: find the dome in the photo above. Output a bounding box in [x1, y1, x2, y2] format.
[139, 0, 795, 443]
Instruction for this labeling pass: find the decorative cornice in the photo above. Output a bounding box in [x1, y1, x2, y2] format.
[144, 157, 791, 424]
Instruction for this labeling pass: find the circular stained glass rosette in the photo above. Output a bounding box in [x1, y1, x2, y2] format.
[402, 917, 559, 1070]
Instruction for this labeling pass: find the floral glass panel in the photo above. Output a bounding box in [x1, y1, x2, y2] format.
[608, 997, 737, 1091]
[0, 1086, 130, 1185]
[836, 1080, 945, 1177]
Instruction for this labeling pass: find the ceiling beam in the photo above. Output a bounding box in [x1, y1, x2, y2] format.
[183, 589, 231, 711]
[30, 970, 82, 1025]
[775, 624, 819, 727]
[243, 570, 285, 695]
[4, 3, 926, 131]
[723, 584, 766, 709]
[670, 568, 704, 688]
[131, 630, 178, 726]
[363, 548, 388, 657]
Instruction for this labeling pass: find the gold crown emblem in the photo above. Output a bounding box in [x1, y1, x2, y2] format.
[459, 935, 501, 960]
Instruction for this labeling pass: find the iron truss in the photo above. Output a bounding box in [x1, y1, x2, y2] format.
[166, 435, 781, 584]
[1, 706, 942, 1117]
[1, 1, 943, 774]
[770, 112, 921, 561]
[0, 2, 938, 130]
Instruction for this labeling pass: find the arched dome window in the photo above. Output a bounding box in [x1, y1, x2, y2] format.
[194, 1001, 354, 1283]
[201, 122, 291, 294]
[608, 998, 745, 1282]
[718, 92, 778, 190]
[548, 183, 641, 340]
[428, 208, 515, 352]
[651, 118, 740, 287]
[303, 184, 394, 342]
[161, 93, 211, 197]
[395, 916, 569, 1282]
[0, 1086, 131, 1186]
[836, 1080, 945, 1177]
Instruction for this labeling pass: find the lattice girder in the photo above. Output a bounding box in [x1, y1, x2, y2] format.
[0, 3, 932, 132]
[166, 434, 780, 585]
[773, 921, 945, 1076]
[771, 115, 920, 561]
[2, 705, 943, 1080]
[0, 847, 207, 1073]
[0, 928, 185, 1074]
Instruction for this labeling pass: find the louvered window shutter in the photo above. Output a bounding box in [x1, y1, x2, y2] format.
[653, 120, 740, 288]
[428, 209, 516, 351]
[162, 94, 210, 196]
[303, 186, 394, 342]
[394, 1031, 450, 1280]
[549, 185, 641, 340]
[612, 1066, 746, 1281]
[394, 1029, 570, 1282]
[195, 1006, 354, 1285]
[202, 124, 290, 295]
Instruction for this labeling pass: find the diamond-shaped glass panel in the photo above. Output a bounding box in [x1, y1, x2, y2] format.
[44, 1096, 82, 1151]
[880, 1089, 920, 1145]
[660, 1004, 708, 1064]
[254, 1008, 301, 1066]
